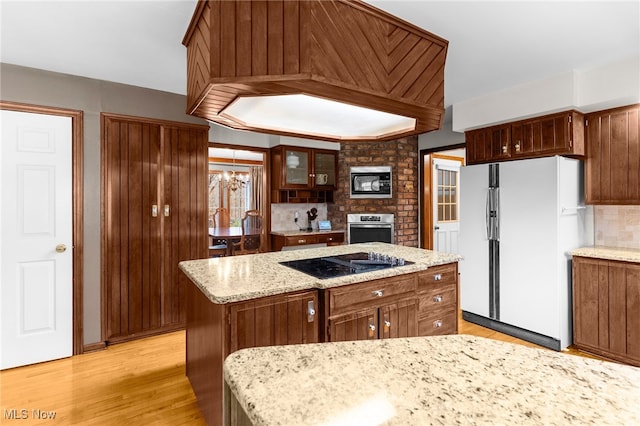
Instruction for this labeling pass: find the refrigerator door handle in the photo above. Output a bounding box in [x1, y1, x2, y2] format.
[495, 187, 500, 241]
[485, 188, 491, 240]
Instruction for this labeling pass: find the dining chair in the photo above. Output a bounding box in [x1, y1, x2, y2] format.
[232, 210, 266, 255]
[209, 207, 230, 257]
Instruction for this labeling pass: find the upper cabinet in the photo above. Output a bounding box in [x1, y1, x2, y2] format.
[585, 104, 640, 205]
[271, 146, 338, 203]
[466, 110, 585, 165]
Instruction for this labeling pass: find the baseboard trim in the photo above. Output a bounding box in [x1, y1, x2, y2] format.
[83, 341, 107, 353]
[462, 311, 561, 351]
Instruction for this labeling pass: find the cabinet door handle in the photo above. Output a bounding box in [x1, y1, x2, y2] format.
[152, 205, 158, 217]
[164, 204, 170, 217]
[433, 274, 442, 281]
[515, 142, 521, 152]
[502, 145, 508, 154]
[307, 301, 316, 323]
[372, 290, 384, 297]
[384, 320, 391, 328]
[433, 320, 443, 328]
[433, 295, 443, 303]
[297, 239, 307, 244]
[368, 322, 376, 338]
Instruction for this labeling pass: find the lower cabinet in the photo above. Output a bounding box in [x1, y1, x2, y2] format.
[229, 291, 319, 352]
[271, 231, 345, 251]
[573, 256, 640, 366]
[417, 263, 459, 335]
[329, 299, 418, 342]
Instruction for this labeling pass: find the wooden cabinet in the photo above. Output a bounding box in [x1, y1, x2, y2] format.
[417, 263, 459, 336]
[271, 145, 338, 203]
[465, 110, 585, 165]
[271, 231, 345, 251]
[326, 275, 418, 341]
[585, 104, 640, 204]
[573, 256, 640, 366]
[102, 114, 209, 343]
[229, 291, 319, 353]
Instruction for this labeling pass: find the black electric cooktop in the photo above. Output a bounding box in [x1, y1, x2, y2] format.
[279, 252, 413, 279]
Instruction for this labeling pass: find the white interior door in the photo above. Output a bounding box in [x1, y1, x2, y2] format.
[432, 158, 461, 254]
[1, 110, 73, 370]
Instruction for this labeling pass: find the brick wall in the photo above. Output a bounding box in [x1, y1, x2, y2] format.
[327, 136, 419, 247]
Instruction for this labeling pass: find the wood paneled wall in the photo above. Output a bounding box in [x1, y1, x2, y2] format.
[102, 114, 209, 343]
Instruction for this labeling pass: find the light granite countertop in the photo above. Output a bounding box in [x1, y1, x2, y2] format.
[179, 242, 462, 304]
[224, 335, 640, 426]
[571, 245, 640, 263]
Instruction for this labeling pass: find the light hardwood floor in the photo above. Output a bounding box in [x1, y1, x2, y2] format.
[1, 317, 604, 425]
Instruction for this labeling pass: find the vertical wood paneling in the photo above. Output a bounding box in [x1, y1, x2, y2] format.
[267, 0, 284, 75]
[103, 115, 208, 343]
[283, 1, 300, 74]
[119, 122, 130, 337]
[251, 1, 268, 75]
[236, 1, 252, 76]
[598, 262, 610, 348]
[210, 1, 221, 78]
[128, 122, 143, 334]
[220, 1, 236, 77]
[600, 115, 612, 201]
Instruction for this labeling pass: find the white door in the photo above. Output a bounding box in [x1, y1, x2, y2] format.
[1, 110, 73, 370]
[432, 158, 461, 254]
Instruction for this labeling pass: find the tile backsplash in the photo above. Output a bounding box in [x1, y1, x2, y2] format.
[595, 206, 640, 249]
[271, 203, 329, 232]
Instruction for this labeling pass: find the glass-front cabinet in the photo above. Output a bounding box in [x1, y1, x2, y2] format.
[275, 146, 337, 190]
[271, 145, 338, 203]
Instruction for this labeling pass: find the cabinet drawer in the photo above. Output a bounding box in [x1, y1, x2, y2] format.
[285, 235, 319, 246]
[317, 232, 344, 245]
[418, 308, 457, 336]
[418, 282, 457, 314]
[418, 263, 457, 290]
[329, 276, 417, 316]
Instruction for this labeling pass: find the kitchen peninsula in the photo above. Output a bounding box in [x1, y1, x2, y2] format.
[179, 242, 462, 426]
[224, 335, 640, 426]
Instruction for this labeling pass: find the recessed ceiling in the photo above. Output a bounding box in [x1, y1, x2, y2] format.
[1, 1, 638, 127]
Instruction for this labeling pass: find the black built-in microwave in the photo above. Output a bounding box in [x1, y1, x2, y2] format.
[350, 166, 392, 198]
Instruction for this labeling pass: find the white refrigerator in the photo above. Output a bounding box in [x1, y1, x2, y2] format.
[459, 156, 593, 350]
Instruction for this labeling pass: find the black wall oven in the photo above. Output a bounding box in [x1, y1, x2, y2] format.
[350, 166, 392, 199]
[347, 213, 394, 244]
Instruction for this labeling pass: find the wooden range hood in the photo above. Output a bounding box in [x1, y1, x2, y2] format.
[183, 0, 448, 142]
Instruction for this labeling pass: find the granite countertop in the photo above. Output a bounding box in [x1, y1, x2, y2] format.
[224, 335, 640, 426]
[179, 242, 462, 304]
[571, 246, 640, 263]
[271, 229, 345, 236]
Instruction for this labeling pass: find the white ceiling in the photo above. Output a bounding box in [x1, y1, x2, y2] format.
[1, 1, 639, 123]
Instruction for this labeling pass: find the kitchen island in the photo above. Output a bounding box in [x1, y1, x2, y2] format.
[179, 242, 462, 426]
[224, 335, 640, 425]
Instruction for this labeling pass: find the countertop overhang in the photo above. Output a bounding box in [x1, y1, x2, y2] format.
[224, 335, 640, 425]
[179, 242, 462, 304]
[571, 245, 640, 263]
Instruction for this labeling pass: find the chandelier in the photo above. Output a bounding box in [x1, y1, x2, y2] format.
[223, 152, 247, 192]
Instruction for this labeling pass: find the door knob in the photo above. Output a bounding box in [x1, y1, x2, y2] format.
[56, 244, 67, 253]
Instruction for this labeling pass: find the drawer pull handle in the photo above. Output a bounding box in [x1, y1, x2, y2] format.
[372, 290, 384, 297]
[433, 274, 442, 281]
[298, 239, 306, 244]
[433, 295, 443, 303]
[433, 320, 443, 328]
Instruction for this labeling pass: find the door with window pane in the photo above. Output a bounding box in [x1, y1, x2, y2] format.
[432, 158, 461, 254]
